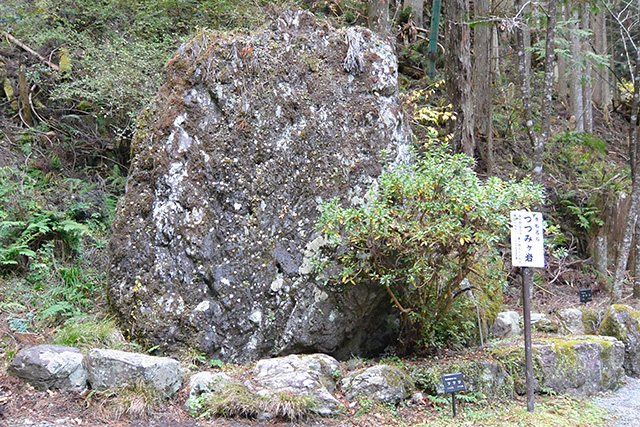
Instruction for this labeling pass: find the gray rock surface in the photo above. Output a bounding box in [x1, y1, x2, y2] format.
[8, 345, 87, 390]
[411, 359, 513, 399]
[253, 353, 343, 416]
[534, 336, 624, 395]
[188, 371, 234, 399]
[86, 349, 183, 396]
[340, 364, 414, 404]
[557, 308, 585, 335]
[108, 9, 409, 362]
[600, 304, 640, 377]
[490, 311, 521, 338]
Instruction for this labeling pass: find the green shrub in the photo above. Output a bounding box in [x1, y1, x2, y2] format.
[317, 143, 542, 350]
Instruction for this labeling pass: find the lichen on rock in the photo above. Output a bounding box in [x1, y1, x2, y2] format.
[108, 9, 410, 362]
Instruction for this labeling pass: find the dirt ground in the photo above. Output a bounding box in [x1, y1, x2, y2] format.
[0, 370, 438, 427]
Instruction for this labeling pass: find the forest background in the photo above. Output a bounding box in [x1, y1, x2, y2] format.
[0, 0, 639, 425]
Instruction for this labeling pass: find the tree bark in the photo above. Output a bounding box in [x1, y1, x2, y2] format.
[369, 0, 391, 36]
[634, 210, 640, 298]
[593, 9, 611, 114]
[557, 4, 569, 104]
[570, 7, 584, 132]
[444, 0, 475, 157]
[518, 0, 557, 186]
[473, 0, 493, 172]
[612, 46, 640, 302]
[491, 25, 501, 81]
[582, 7, 593, 133]
[18, 64, 33, 127]
[404, 0, 424, 28]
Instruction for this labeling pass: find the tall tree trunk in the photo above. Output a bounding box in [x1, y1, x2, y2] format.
[593, 10, 611, 111]
[369, 0, 390, 36]
[518, 0, 557, 186]
[582, 7, 593, 133]
[491, 25, 501, 81]
[557, 5, 568, 104]
[634, 210, 640, 297]
[612, 47, 640, 303]
[18, 64, 32, 127]
[570, 7, 584, 131]
[473, 0, 493, 172]
[445, 0, 475, 157]
[404, 0, 424, 28]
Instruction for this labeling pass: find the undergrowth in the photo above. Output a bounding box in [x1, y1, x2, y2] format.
[417, 394, 610, 427]
[0, 162, 116, 334]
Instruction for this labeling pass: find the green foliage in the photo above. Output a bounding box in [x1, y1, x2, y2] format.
[53, 318, 124, 349]
[317, 143, 542, 350]
[548, 131, 627, 256]
[0, 165, 108, 329]
[187, 385, 318, 421]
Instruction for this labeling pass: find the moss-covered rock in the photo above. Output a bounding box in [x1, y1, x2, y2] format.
[582, 308, 600, 334]
[341, 364, 415, 404]
[108, 9, 410, 362]
[600, 304, 640, 376]
[492, 336, 624, 396]
[411, 358, 514, 400]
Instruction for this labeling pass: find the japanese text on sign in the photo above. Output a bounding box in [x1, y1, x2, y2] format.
[511, 211, 545, 268]
[442, 373, 466, 393]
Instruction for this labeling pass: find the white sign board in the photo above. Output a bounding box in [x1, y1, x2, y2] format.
[511, 211, 545, 268]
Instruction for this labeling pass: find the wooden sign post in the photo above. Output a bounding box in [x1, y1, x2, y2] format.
[510, 211, 545, 413]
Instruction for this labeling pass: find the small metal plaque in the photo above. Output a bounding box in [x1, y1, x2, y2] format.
[443, 373, 466, 394]
[580, 289, 592, 303]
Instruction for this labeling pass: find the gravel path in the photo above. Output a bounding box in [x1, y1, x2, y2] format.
[594, 376, 640, 427]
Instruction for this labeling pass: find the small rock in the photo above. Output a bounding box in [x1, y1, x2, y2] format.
[491, 311, 521, 338]
[86, 349, 182, 397]
[530, 313, 547, 324]
[340, 364, 414, 404]
[253, 354, 343, 416]
[188, 371, 234, 399]
[557, 308, 585, 335]
[9, 345, 87, 391]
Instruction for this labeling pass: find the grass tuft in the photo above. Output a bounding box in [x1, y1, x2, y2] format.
[192, 384, 267, 419]
[103, 380, 162, 420]
[267, 391, 317, 421]
[52, 318, 124, 350]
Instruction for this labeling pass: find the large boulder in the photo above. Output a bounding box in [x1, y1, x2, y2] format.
[8, 345, 87, 390]
[85, 349, 183, 397]
[108, 10, 409, 362]
[533, 336, 624, 395]
[600, 304, 640, 376]
[411, 358, 514, 400]
[492, 336, 624, 396]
